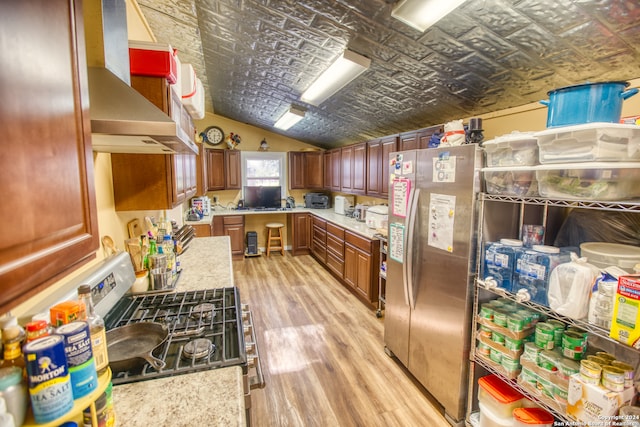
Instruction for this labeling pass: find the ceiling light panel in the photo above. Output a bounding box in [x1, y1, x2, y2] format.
[391, 0, 468, 32]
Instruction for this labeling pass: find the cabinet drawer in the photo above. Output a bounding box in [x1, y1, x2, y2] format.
[345, 231, 372, 253]
[223, 215, 244, 225]
[311, 238, 327, 262]
[312, 225, 326, 243]
[326, 222, 344, 239]
[312, 216, 327, 230]
[326, 252, 344, 277]
[326, 233, 344, 257]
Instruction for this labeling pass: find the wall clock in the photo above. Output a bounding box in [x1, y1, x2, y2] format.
[202, 126, 224, 146]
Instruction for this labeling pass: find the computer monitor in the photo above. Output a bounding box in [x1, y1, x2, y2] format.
[243, 186, 281, 209]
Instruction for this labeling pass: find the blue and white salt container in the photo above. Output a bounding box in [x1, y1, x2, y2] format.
[23, 335, 74, 424]
[56, 321, 98, 399]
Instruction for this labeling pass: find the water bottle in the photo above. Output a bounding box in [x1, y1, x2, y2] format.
[515, 245, 567, 306]
[484, 239, 523, 292]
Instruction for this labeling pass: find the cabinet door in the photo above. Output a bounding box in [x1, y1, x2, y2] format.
[195, 144, 208, 196]
[380, 135, 398, 197]
[224, 223, 245, 257]
[0, 0, 99, 314]
[417, 125, 441, 149]
[367, 138, 382, 196]
[225, 150, 242, 189]
[352, 143, 367, 194]
[288, 213, 311, 256]
[354, 250, 373, 299]
[185, 153, 197, 198]
[305, 152, 324, 189]
[192, 223, 212, 237]
[344, 245, 358, 289]
[399, 131, 418, 151]
[174, 153, 187, 204]
[341, 146, 353, 192]
[288, 152, 305, 189]
[206, 149, 225, 190]
[331, 149, 341, 191]
[323, 151, 332, 190]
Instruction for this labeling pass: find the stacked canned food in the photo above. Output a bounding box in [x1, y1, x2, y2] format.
[476, 298, 540, 378]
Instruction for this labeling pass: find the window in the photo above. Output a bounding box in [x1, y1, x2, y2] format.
[241, 151, 287, 197]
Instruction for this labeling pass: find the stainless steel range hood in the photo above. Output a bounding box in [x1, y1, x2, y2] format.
[88, 67, 198, 154]
[85, 0, 198, 155]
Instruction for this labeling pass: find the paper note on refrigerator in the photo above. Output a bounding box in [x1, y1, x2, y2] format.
[432, 154, 456, 183]
[427, 193, 456, 253]
[392, 178, 411, 218]
[389, 223, 404, 263]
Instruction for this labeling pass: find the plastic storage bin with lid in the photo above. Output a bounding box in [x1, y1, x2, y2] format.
[478, 374, 528, 421]
[483, 167, 538, 197]
[535, 122, 640, 164]
[580, 242, 640, 272]
[536, 162, 640, 201]
[512, 407, 554, 427]
[483, 132, 539, 167]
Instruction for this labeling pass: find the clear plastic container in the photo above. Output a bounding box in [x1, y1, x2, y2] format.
[478, 375, 527, 419]
[535, 122, 640, 164]
[484, 239, 524, 292]
[580, 242, 640, 272]
[513, 245, 570, 306]
[483, 168, 538, 197]
[479, 402, 515, 427]
[483, 132, 539, 167]
[536, 162, 640, 201]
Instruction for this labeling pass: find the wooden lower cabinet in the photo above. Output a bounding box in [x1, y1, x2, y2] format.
[307, 215, 379, 308]
[288, 213, 311, 256]
[191, 223, 212, 238]
[213, 216, 245, 259]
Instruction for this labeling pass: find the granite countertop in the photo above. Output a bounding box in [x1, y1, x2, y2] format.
[113, 236, 246, 426]
[186, 207, 385, 239]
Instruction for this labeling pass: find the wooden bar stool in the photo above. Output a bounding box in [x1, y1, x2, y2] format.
[265, 223, 285, 257]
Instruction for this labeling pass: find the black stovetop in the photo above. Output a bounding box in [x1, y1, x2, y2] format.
[104, 287, 246, 385]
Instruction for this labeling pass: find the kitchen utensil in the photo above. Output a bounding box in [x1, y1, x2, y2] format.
[106, 322, 168, 371]
[125, 239, 143, 271]
[150, 267, 171, 290]
[540, 81, 639, 128]
[127, 218, 142, 238]
[144, 216, 155, 235]
[101, 235, 118, 257]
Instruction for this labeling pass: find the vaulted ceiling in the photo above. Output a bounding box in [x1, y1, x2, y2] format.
[137, 0, 640, 149]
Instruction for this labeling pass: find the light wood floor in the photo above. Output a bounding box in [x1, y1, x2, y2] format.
[233, 252, 451, 427]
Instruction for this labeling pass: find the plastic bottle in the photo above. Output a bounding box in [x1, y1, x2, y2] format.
[0, 314, 25, 373]
[514, 245, 569, 306]
[77, 285, 109, 376]
[484, 239, 523, 292]
[162, 234, 176, 279]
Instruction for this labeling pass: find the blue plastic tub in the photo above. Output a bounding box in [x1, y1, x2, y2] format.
[541, 81, 638, 128]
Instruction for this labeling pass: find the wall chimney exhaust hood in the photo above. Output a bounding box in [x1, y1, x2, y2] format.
[85, 0, 197, 155]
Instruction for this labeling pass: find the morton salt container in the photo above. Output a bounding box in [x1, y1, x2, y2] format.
[56, 321, 98, 399]
[23, 335, 74, 424]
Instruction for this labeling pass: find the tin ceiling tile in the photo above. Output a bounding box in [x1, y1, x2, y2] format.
[138, 0, 640, 148]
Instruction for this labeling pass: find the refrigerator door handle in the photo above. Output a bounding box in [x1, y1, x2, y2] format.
[404, 187, 420, 309]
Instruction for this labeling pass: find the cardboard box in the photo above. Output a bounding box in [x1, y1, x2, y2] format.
[567, 374, 636, 426]
[610, 275, 640, 348]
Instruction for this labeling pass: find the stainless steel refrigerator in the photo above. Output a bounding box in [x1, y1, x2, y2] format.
[384, 144, 481, 425]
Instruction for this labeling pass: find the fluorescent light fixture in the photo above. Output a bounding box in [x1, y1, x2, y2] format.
[301, 49, 371, 106]
[274, 106, 305, 130]
[392, 0, 468, 32]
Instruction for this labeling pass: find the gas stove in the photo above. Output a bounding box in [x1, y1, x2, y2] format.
[104, 287, 247, 385]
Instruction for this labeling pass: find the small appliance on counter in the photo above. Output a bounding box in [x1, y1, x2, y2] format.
[304, 192, 330, 209]
[365, 205, 389, 229]
[334, 196, 354, 215]
[354, 204, 368, 222]
[191, 196, 211, 215]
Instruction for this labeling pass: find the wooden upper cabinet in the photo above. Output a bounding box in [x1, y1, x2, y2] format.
[367, 135, 398, 197]
[111, 75, 197, 210]
[399, 131, 418, 151]
[330, 149, 341, 191]
[341, 143, 366, 194]
[289, 151, 323, 189]
[206, 149, 225, 190]
[0, 0, 99, 314]
[195, 143, 207, 196]
[205, 149, 240, 191]
[323, 151, 332, 189]
[417, 125, 442, 149]
[341, 146, 353, 192]
[225, 150, 242, 189]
